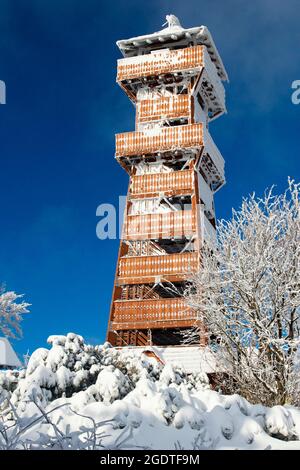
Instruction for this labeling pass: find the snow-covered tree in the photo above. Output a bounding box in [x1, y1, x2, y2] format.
[185, 179, 300, 406]
[0, 288, 30, 338]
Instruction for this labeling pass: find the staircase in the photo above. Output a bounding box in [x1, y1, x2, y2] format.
[112, 330, 150, 347]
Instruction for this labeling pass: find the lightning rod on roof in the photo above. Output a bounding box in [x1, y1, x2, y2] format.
[162, 14, 182, 29]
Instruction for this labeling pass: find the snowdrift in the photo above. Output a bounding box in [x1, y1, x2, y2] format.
[1, 333, 300, 450]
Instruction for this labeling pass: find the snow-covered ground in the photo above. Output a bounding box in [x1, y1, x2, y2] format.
[0, 333, 300, 450]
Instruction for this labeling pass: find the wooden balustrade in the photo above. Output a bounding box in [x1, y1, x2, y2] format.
[130, 169, 194, 198]
[123, 209, 196, 240]
[111, 298, 197, 330]
[116, 123, 203, 157]
[118, 251, 199, 285]
[117, 45, 204, 82]
[137, 95, 190, 123]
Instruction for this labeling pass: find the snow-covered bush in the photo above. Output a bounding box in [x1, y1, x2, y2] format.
[185, 179, 300, 407]
[1, 333, 300, 449]
[0, 333, 166, 413]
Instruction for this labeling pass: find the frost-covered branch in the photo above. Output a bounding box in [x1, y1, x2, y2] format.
[0, 287, 30, 338]
[185, 179, 300, 406]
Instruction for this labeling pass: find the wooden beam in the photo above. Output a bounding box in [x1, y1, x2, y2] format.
[111, 319, 197, 330]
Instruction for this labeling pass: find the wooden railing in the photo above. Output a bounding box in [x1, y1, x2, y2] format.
[118, 251, 199, 284]
[137, 95, 190, 123]
[111, 298, 197, 330]
[130, 169, 194, 198]
[123, 209, 197, 240]
[117, 45, 204, 82]
[116, 123, 203, 157]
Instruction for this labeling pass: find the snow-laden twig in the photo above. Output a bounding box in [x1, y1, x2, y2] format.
[185, 179, 300, 406]
[0, 287, 30, 338]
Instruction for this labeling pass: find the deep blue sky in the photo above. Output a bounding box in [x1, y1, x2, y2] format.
[0, 0, 299, 358]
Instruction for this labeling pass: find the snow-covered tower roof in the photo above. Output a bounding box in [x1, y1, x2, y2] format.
[0, 337, 22, 369]
[117, 15, 228, 82]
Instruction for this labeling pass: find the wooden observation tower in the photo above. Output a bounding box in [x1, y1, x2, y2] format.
[107, 15, 228, 348]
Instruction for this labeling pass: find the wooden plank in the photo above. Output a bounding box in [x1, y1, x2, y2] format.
[115, 123, 203, 157]
[117, 252, 199, 285]
[117, 273, 192, 285]
[111, 319, 196, 330]
[123, 209, 197, 240]
[117, 45, 204, 82]
[137, 95, 190, 123]
[111, 298, 197, 331]
[130, 169, 194, 198]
